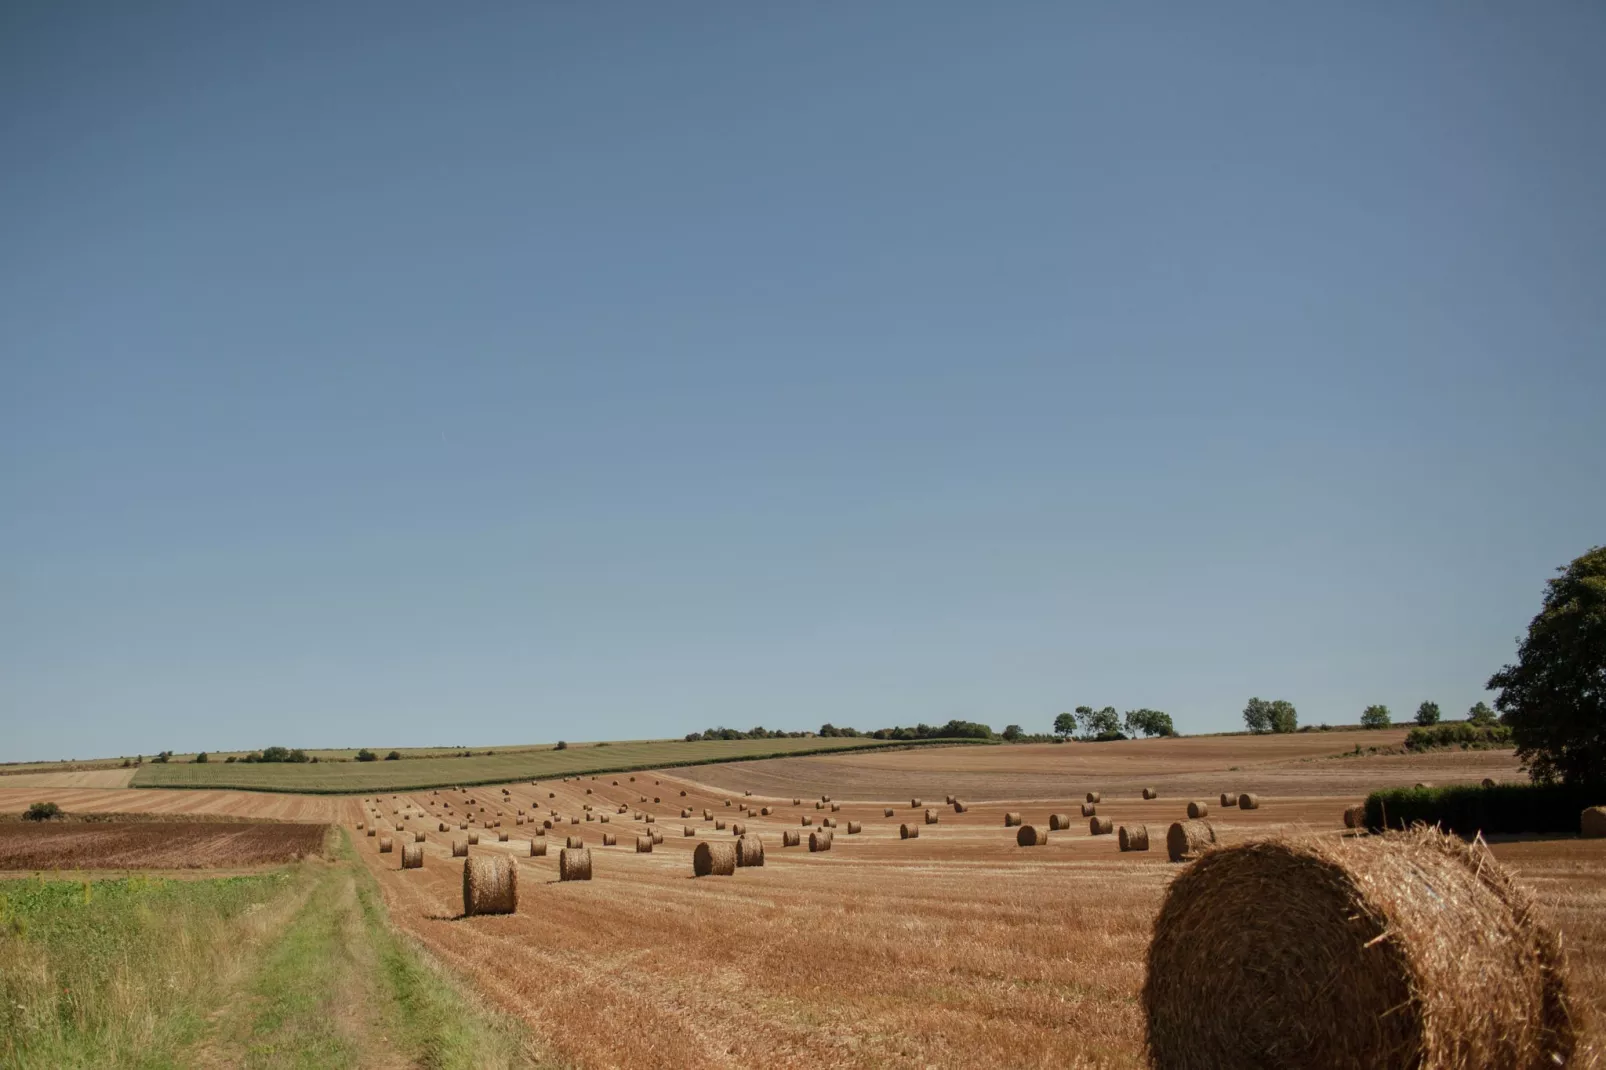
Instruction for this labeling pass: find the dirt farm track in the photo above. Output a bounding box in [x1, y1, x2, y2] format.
[5, 734, 1603, 1068]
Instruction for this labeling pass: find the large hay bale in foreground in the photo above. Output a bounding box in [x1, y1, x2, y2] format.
[559, 846, 592, 881]
[1143, 829, 1576, 1069]
[462, 855, 517, 915]
[900, 823, 919, 840]
[1017, 824, 1046, 846]
[736, 834, 765, 867]
[452, 839, 468, 857]
[1089, 816, 1114, 836]
[694, 841, 735, 876]
[782, 829, 801, 847]
[1238, 793, 1260, 810]
[1119, 824, 1149, 852]
[1004, 812, 1022, 827]
[378, 836, 394, 853]
[402, 843, 423, 869]
[1582, 807, 1606, 838]
[1049, 813, 1071, 830]
[1166, 820, 1216, 863]
[1186, 800, 1209, 819]
[809, 829, 833, 852]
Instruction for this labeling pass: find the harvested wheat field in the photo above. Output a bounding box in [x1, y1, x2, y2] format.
[339, 739, 1606, 1069]
[0, 820, 330, 870]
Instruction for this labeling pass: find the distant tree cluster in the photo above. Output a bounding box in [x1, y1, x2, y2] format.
[1243, 698, 1298, 734]
[239, 746, 310, 764]
[683, 720, 996, 743]
[23, 801, 62, 822]
[355, 749, 378, 762]
[1048, 706, 1173, 742]
[685, 726, 811, 742]
[152, 750, 173, 764]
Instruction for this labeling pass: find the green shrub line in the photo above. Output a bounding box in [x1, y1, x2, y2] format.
[1403, 722, 1514, 752]
[1363, 782, 1606, 837]
[130, 737, 995, 796]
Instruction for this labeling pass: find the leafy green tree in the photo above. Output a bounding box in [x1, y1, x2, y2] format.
[384, 750, 401, 761]
[1414, 701, 1441, 726]
[24, 801, 62, 822]
[1124, 709, 1176, 738]
[555, 740, 568, 751]
[1360, 704, 1391, 729]
[1468, 701, 1497, 727]
[1001, 724, 1024, 741]
[1078, 706, 1121, 738]
[1243, 698, 1296, 734]
[1487, 545, 1606, 785]
[194, 752, 209, 763]
[1053, 712, 1076, 739]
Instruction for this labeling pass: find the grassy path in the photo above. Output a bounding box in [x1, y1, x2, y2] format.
[0, 832, 545, 1070]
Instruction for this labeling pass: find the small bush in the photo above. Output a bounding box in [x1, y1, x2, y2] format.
[555, 741, 568, 751]
[1363, 782, 1606, 836]
[193, 752, 209, 763]
[1404, 722, 1514, 752]
[384, 751, 401, 761]
[24, 801, 63, 822]
[355, 749, 378, 762]
[224, 755, 237, 763]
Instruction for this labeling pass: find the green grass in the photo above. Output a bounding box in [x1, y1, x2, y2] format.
[0, 834, 543, 1069]
[131, 736, 985, 794]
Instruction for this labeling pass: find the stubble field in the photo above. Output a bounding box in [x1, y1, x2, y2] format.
[0, 821, 331, 870]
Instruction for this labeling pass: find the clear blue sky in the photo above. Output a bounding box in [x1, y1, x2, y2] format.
[3, 4, 1603, 762]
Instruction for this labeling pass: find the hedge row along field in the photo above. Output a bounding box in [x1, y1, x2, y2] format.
[130, 736, 991, 794]
[1363, 782, 1606, 837]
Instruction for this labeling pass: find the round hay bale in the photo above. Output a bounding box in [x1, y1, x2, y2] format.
[566, 835, 583, 848]
[924, 809, 939, 825]
[542, 819, 553, 829]
[815, 801, 824, 809]
[945, 794, 955, 805]
[1187, 800, 1210, 819]
[452, 839, 468, 857]
[367, 827, 377, 837]
[401, 843, 424, 869]
[809, 829, 833, 852]
[782, 829, 801, 847]
[702, 809, 713, 821]
[570, 817, 579, 825]
[1581, 807, 1606, 838]
[379, 836, 394, 853]
[884, 808, 895, 818]
[1238, 793, 1260, 810]
[1004, 812, 1022, 827]
[654, 797, 660, 804]
[800, 816, 812, 826]
[821, 794, 831, 802]
[745, 790, 752, 796]
[1143, 829, 1576, 1069]
[715, 819, 727, 831]
[459, 822, 468, 831]
[730, 822, 745, 836]
[760, 806, 772, 816]
[724, 799, 732, 807]
[585, 813, 594, 822]
[357, 821, 365, 830]
[900, 823, 919, 840]
[694, 840, 736, 876]
[527, 837, 547, 856]
[1086, 791, 1101, 804]
[415, 831, 426, 843]
[831, 803, 841, 812]
[619, 805, 629, 814]
[793, 798, 802, 806]
[559, 846, 592, 881]
[951, 800, 966, 813]
[847, 821, 862, 834]
[1118, 824, 1150, 852]
[1218, 792, 1234, 808]
[910, 798, 922, 808]
[599, 814, 609, 824]
[1089, 816, 1114, 836]
[467, 832, 480, 845]
[462, 855, 518, 915]
[1415, 782, 1433, 789]
[736, 834, 765, 867]
[634, 835, 651, 852]
[1483, 778, 1497, 789]
[1344, 804, 1367, 830]
[1049, 813, 1072, 831]
[1142, 787, 1158, 800]
[1081, 802, 1097, 817]
[682, 825, 696, 836]
[438, 822, 448, 832]
[650, 828, 663, 844]
[601, 832, 616, 846]
[680, 789, 687, 796]
[497, 830, 509, 842]
[681, 808, 692, 818]
[1165, 819, 1216, 862]
[1017, 824, 1047, 846]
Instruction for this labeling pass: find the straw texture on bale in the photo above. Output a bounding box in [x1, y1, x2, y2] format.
[736, 833, 765, 867]
[1118, 824, 1150, 851]
[1143, 829, 1576, 1070]
[716, 820, 726, 830]
[635, 836, 651, 852]
[809, 829, 833, 852]
[401, 843, 424, 869]
[468, 832, 479, 845]
[900, 823, 919, 839]
[731, 822, 745, 836]
[1048, 813, 1071, 831]
[1017, 824, 1046, 846]
[1165, 820, 1216, 863]
[1143, 787, 1158, 799]
[1582, 806, 1606, 838]
[530, 840, 546, 856]
[1344, 804, 1367, 829]
[415, 831, 426, 843]
[651, 828, 663, 844]
[822, 818, 836, 828]
[462, 854, 518, 915]
[847, 821, 862, 834]
[1238, 793, 1260, 810]
[910, 798, 922, 808]
[683, 826, 695, 836]
[1089, 816, 1114, 835]
[694, 841, 736, 876]
[559, 846, 592, 881]
[1218, 792, 1234, 808]
[378, 836, 394, 853]
[800, 816, 811, 826]
[566, 835, 583, 848]
[782, 829, 801, 847]
[1186, 800, 1209, 819]
[1086, 791, 1101, 803]
[1004, 812, 1022, 827]
[1081, 803, 1097, 817]
[452, 839, 468, 857]
[601, 832, 616, 846]
[924, 809, 939, 824]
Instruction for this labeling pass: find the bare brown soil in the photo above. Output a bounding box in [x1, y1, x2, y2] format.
[0, 821, 330, 870]
[0, 787, 354, 823]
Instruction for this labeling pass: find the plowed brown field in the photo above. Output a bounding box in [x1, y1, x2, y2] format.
[0, 821, 330, 870]
[346, 754, 1605, 1070]
[0, 787, 355, 823]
